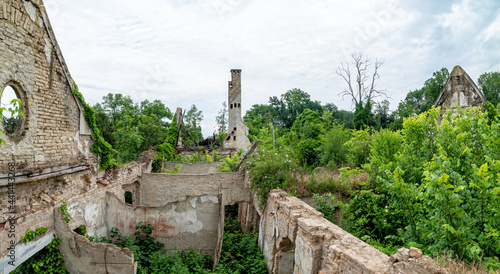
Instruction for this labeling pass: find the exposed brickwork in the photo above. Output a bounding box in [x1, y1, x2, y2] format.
[0, 0, 95, 173]
[0, 159, 150, 258]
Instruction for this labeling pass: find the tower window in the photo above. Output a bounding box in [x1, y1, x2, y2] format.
[233, 136, 236, 141]
[230, 104, 233, 109]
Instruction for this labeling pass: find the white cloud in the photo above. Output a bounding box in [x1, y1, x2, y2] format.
[44, 0, 500, 137]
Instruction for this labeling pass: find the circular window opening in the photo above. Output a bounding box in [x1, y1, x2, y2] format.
[1, 85, 23, 137]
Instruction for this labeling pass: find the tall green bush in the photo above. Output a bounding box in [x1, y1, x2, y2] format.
[345, 128, 372, 167]
[249, 147, 298, 209]
[319, 123, 352, 167]
[152, 114, 178, 172]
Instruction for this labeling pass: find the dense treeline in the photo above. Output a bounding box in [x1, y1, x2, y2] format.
[246, 68, 500, 270]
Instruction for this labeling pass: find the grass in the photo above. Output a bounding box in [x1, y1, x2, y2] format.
[433, 253, 496, 274]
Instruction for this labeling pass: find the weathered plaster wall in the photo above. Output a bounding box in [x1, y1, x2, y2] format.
[163, 161, 221, 174]
[106, 192, 221, 258]
[55, 208, 136, 274]
[140, 171, 251, 206]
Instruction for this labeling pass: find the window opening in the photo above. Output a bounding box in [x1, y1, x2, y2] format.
[1, 85, 22, 136]
[124, 191, 133, 204]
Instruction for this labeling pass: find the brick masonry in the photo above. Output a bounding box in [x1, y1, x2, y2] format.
[241, 190, 447, 274]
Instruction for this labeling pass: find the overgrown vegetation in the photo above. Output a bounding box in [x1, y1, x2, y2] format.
[243, 67, 500, 270]
[73, 213, 266, 273]
[12, 238, 68, 274]
[218, 152, 241, 172]
[71, 82, 118, 170]
[215, 205, 268, 273]
[249, 147, 298, 209]
[21, 227, 48, 243]
[59, 201, 70, 223]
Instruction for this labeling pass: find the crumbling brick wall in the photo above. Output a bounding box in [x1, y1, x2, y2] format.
[106, 192, 221, 258]
[140, 171, 252, 206]
[0, 0, 95, 173]
[0, 156, 151, 272]
[0, 0, 99, 255]
[55, 208, 136, 274]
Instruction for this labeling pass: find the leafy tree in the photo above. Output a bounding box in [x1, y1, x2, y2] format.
[345, 128, 371, 167]
[113, 115, 143, 162]
[140, 99, 172, 121]
[93, 103, 115, 147]
[389, 68, 449, 130]
[289, 109, 326, 168]
[321, 103, 354, 130]
[215, 101, 228, 134]
[421, 67, 449, 110]
[478, 71, 500, 106]
[353, 101, 374, 130]
[100, 93, 138, 123]
[373, 100, 392, 130]
[318, 123, 352, 167]
[269, 88, 322, 128]
[243, 103, 273, 138]
[137, 114, 167, 152]
[181, 104, 203, 146]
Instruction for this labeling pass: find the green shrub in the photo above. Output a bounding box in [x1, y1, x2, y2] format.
[216, 209, 267, 274]
[59, 201, 70, 223]
[319, 123, 352, 167]
[249, 147, 299, 209]
[74, 225, 87, 236]
[218, 152, 241, 172]
[345, 128, 372, 167]
[313, 193, 340, 224]
[352, 106, 500, 269]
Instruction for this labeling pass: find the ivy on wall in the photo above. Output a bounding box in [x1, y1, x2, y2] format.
[71, 82, 118, 170]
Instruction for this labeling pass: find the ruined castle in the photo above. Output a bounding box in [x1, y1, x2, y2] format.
[0, 1, 473, 273]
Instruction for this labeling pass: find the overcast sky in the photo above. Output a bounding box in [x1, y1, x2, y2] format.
[44, 0, 500, 137]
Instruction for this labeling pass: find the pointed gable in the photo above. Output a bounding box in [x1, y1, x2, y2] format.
[434, 65, 487, 114]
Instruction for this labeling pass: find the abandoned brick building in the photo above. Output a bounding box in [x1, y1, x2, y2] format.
[0, 1, 473, 273]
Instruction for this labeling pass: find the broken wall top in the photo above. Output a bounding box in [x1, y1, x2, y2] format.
[434, 65, 486, 111]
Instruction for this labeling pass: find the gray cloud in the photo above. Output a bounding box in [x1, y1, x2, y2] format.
[45, 0, 500, 137]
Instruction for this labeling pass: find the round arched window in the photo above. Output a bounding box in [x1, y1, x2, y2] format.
[1, 85, 24, 137]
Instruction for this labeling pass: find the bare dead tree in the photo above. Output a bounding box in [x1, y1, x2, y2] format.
[337, 52, 386, 106]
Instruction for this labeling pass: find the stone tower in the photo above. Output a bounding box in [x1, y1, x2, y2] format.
[223, 69, 251, 150]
